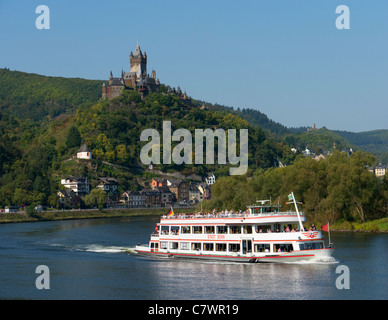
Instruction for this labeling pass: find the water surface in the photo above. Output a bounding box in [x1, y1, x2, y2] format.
[0, 216, 387, 300]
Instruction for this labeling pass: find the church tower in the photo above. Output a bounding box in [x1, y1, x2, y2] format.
[130, 44, 147, 78]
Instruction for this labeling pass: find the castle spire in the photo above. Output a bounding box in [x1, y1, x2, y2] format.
[133, 43, 142, 57]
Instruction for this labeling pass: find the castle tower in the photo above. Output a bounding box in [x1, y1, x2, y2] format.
[130, 44, 147, 78]
[102, 82, 107, 99]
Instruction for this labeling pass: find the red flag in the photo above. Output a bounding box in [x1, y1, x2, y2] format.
[322, 223, 329, 232]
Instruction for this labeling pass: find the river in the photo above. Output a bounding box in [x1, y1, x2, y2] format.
[0, 215, 387, 300]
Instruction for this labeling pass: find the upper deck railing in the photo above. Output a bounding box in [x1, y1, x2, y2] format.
[162, 211, 304, 220]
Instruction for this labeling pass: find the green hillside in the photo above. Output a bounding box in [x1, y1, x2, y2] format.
[334, 130, 388, 163]
[0, 72, 297, 208]
[0, 68, 103, 121]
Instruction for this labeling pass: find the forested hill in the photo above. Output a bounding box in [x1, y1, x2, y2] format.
[1, 68, 382, 159]
[0, 68, 103, 121]
[197, 102, 291, 137]
[0, 76, 297, 208]
[334, 129, 388, 163]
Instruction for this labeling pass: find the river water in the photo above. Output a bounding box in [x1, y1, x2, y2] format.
[0, 215, 387, 300]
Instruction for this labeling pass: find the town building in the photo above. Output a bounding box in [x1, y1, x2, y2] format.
[120, 191, 146, 207]
[57, 189, 81, 208]
[375, 163, 387, 177]
[198, 183, 212, 200]
[151, 178, 168, 189]
[143, 189, 162, 207]
[169, 180, 189, 204]
[60, 176, 90, 196]
[97, 177, 119, 194]
[156, 186, 174, 206]
[189, 184, 203, 204]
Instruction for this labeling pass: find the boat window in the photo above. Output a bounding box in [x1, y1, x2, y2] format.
[243, 226, 252, 234]
[230, 226, 241, 234]
[169, 242, 178, 249]
[160, 241, 168, 249]
[217, 226, 228, 234]
[274, 224, 281, 232]
[273, 243, 293, 253]
[181, 226, 191, 234]
[299, 242, 323, 250]
[193, 226, 202, 234]
[170, 226, 180, 235]
[254, 243, 270, 252]
[180, 242, 190, 250]
[204, 226, 215, 234]
[216, 243, 227, 251]
[192, 243, 201, 251]
[161, 226, 169, 235]
[255, 225, 272, 233]
[203, 243, 214, 251]
[229, 243, 241, 252]
[154, 243, 159, 249]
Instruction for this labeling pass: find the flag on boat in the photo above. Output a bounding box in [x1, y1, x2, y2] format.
[168, 206, 174, 216]
[322, 223, 329, 232]
[288, 193, 294, 201]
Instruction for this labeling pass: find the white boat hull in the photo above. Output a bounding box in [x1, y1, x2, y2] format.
[134, 245, 335, 264]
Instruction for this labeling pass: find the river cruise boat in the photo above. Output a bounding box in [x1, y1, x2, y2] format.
[135, 193, 335, 263]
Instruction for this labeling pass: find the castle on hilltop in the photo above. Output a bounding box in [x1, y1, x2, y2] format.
[102, 44, 160, 99]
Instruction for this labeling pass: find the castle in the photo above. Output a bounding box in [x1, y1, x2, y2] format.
[102, 44, 160, 99]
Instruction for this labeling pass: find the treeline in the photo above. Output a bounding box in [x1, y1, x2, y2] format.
[196, 101, 359, 155]
[281, 128, 355, 154]
[202, 151, 388, 225]
[334, 129, 388, 164]
[0, 69, 103, 120]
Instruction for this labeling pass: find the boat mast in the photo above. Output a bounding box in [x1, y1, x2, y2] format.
[291, 192, 304, 231]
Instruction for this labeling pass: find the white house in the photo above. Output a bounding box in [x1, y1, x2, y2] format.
[61, 176, 90, 196]
[205, 174, 216, 185]
[77, 143, 92, 160]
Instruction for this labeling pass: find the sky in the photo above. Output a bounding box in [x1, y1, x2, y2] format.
[0, 0, 387, 133]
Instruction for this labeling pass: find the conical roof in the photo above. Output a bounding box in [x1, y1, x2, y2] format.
[133, 44, 142, 57]
[78, 143, 90, 153]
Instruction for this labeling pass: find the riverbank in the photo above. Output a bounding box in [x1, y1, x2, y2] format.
[331, 217, 388, 233]
[0, 207, 197, 224]
[1, 208, 387, 232]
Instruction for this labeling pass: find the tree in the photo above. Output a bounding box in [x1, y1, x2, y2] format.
[83, 189, 106, 209]
[65, 126, 81, 149]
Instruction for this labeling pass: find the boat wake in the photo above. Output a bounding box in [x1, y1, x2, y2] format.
[283, 256, 339, 265]
[80, 244, 134, 254]
[43, 242, 135, 254]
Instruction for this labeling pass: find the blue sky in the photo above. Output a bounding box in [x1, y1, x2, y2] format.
[1, 0, 387, 132]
